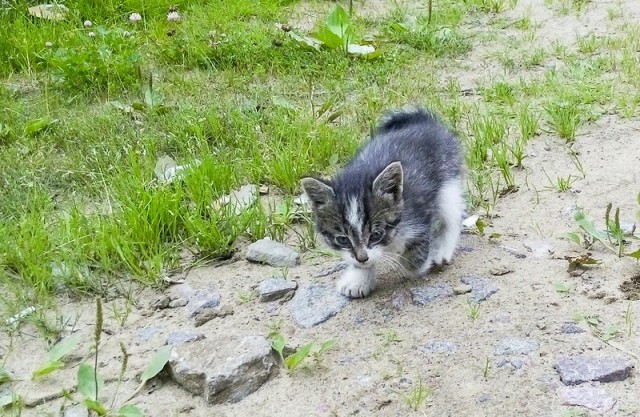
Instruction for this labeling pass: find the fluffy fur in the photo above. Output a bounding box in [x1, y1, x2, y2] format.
[301, 107, 465, 298]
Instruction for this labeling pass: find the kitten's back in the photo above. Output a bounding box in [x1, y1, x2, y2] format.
[337, 108, 462, 196]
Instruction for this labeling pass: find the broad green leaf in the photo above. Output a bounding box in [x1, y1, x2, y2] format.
[0, 367, 12, 384]
[77, 363, 104, 400]
[118, 404, 144, 417]
[566, 232, 582, 245]
[586, 316, 600, 326]
[0, 391, 18, 408]
[284, 342, 313, 371]
[83, 399, 108, 415]
[288, 32, 321, 51]
[626, 249, 640, 259]
[317, 339, 337, 355]
[269, 333, 285, 360]
[574, 210, 604, 241]
[24, 117, 57, 136]
[140, 345, 172, 383]
[48, 333, 81, 362]
[313, 26, 344, 49]
[325, 5, 351, 39]
[31, 360, 64, 380]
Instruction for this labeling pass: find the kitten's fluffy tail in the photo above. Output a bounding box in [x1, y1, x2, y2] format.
[376, 107, 437, 134]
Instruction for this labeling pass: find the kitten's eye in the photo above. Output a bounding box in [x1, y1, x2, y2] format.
[369, 230, 385, 244]
[334, 235, 351, 247]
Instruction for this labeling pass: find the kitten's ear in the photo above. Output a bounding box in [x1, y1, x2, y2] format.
[372, 161, 403, 202]
[300, 177, 335, 208]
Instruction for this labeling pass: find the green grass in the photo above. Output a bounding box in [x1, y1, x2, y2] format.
[1, 0, 640, 318]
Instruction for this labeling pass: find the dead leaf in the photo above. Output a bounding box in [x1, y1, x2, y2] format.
[564, 253, 603, 272]
[28, 4, 68, 20]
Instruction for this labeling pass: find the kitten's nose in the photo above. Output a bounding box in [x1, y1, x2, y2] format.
[355, 250, 369, 264]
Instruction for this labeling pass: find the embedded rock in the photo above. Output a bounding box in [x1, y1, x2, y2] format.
[555, 354, 633, 385]
[169, 336, 276, 404]
[258, 278, 297, 302]
[246, 239, 300, 267]
[289, 284, 349, 328]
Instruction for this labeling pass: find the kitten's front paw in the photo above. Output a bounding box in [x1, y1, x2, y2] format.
[337, 267, 376, 298]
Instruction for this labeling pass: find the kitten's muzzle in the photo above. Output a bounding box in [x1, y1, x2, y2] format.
[354, 249, 369, 264]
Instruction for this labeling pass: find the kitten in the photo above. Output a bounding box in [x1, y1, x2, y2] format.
[301, 107, 465, 298]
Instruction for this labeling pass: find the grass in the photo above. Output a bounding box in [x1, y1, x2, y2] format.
[0, 0, 639, 321]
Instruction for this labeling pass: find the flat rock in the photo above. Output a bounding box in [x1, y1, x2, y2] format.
[555, 354, 634, 385]
[461, 274, 499, 302]
[169, 335, 276, 404]
[289, 284, 349, 328]
[167, 331, 206, 345]
[421, 340, 459, 355]
[557, 385, 617, 412]
[495, 337, 539, 355]
[194, 305, 234, 327]
[410, 283, 453, 306]
[169, 297, 189, 308]
[245, 239, 300, 267]
[175, 284, 221, 317]
[150, 295, 171, 310]
[560, 322, 585, 334]
[489, 266, 512, 276]
[390, 289, 411, 310]
[523, 240, 554, 258]
[453, 284, 472, 295]
[228, 184, 258, 214]
[258, 278, 297, 302]
[500, 245, 527, 259]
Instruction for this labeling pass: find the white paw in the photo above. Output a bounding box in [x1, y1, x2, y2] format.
[336, 267, 376, 298]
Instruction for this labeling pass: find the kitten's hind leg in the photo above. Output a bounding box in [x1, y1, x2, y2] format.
[337, 266, 377, 298]
[422, 179, 465, 273]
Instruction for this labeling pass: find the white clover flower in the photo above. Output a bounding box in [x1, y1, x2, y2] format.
[84, 20, 92, 27]
[123, 31, 131, 38]
[167, 11, 181, 22]
[45, 41, 53, 47]
[129, 12, 142, 23]
[88, 31, 95, 37]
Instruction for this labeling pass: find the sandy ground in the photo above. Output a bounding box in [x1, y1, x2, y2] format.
[2, 0, 640, 416]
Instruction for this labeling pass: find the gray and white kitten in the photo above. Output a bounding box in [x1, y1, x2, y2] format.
[301, 107, 465, 298]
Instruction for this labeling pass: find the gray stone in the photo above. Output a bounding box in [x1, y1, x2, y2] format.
[167, 331, 205, 345]
[289, 284, 349, 328]
[555, 354, 634, 385]
[422, 340, 458, 355]
[228, 184, 258, 214]
[175, 284, 222, 317]
[150, 295, 171, 310]
[64, 405, 89, 417]
[461, 274, 499, 303]
[560, 322, 585, 334]
[137, 326, 162, 342]
[489, 266, 512, 276]
[410, 283, 454, 306]
[453, 284, 472, 295]
[495, 337, 539, 355]
[258, 278, 297, 302]
[557, 385, 617, 412]
[169, 297, 189, 308]
[194, 305, 234, 327]
[390, 289, 411, 310]
[497, 358, 524, 369]
[245, 238, 300, 267]
[523, 240, 554, 258]
[168, 335, 277, 404]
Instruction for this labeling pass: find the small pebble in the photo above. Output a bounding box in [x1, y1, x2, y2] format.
[453, 284, 472, 295]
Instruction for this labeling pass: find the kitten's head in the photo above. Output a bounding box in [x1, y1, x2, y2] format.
[301, 161, 404, 268]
